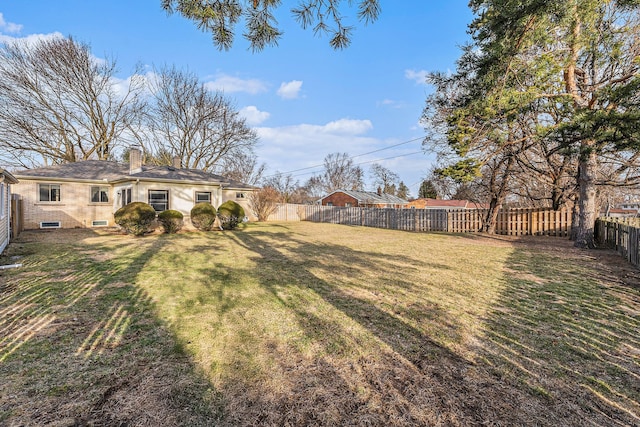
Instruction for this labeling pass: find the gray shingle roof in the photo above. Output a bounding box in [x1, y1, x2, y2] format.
[12, 160, 255, 189]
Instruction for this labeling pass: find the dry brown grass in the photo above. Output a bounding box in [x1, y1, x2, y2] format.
[0, 223, 639, 426]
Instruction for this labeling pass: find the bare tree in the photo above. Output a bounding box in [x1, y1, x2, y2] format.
[146, 66, 257, 171]
[369, 163, 399, 194]
[263, 172, 300, 202]
[217, 149, 266, 185]
[248, 186, 280, 221]
[316, 152, 364, 193]
[0, 36, 146, 167]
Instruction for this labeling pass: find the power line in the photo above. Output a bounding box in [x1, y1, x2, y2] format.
[287, 150, 425, 179]
[262, 135, 426, 179]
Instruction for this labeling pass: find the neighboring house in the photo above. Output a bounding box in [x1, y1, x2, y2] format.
[406, 198, 490, 209]
[0, 168, 18, 253]
[319, 190, 408, 208]
[601, 208, 638, 218]
[619, 202, 640, 213]
[11, 149, 255, 230]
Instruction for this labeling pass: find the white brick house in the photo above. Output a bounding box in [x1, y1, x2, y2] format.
[12, 151, 255, 230]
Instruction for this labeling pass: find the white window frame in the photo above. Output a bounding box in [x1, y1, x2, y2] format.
[90, 186, 109, 203]
[148, 190, 169, 212]
[195, 191, 212, 204]
[39, 183, 61, 202]
[236, 192, 246, 199]
[120, 187, 132, 208]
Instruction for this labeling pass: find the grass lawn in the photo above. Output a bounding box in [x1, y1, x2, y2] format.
[0, 221, 639, 426]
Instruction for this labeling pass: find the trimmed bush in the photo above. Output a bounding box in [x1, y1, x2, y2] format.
[217, 200, 245, 230]
[157, 209, 183, 234]
[114, 202, 157, 236]
[190, 202, 217, 231]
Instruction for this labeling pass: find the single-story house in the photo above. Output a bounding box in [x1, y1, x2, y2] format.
[11, 149, 255, 230]
[0, 168, 18, 252]
[406, 198, 490, 209]
[319, 190, 409, 208]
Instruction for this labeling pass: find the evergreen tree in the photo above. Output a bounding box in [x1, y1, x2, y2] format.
[418, 180, 438, 199]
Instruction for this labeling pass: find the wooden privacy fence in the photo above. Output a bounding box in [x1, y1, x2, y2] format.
[596, 218, 640, 267]
[267, 204, 573, 236]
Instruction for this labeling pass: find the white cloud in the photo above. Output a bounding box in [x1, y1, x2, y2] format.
[0, 31, 63, 47]
[377, 99, 405, 109]
[252, 118, 376, 179]
[203, 73, 268, 94]
[322, 118, 372, 135]
[240, 106, 270, 125]
[0, 13, 23, 34]
[276, 80, 303, 99]
[405, 69, 429, 85]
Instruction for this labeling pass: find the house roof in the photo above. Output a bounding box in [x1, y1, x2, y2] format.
[0, 168, 18, 184]
[322, 189, 409, 205]
[12, 160, 255, 189]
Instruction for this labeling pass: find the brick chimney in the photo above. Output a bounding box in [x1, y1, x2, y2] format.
[377, 186, 382, 196]
[129, 147, 142, 174]
[172, 156, 181, 169]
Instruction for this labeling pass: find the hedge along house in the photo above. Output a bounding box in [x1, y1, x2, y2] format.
[11, 149, 255, 230]
[319, 189, 409, 208]
[0, 168, 18, 253]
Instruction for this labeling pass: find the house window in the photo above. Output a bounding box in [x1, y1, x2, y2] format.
[121, 187, 132, 207]
[345, 202, 352, 207]
[195, 191, 211, 204]
[327, 202, 333, 206]
[236, 192, 246, 199]
[91, 186, 109, 203]
[39, 184, 61, 202]
[148, 190, 168, 212]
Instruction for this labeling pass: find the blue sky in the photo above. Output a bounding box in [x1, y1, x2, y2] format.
[0, 1, 473, 196]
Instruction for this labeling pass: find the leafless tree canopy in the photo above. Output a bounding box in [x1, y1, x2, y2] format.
[263, 172, 300, 203]
[145, 66, 258, 172]
[369, 163, 399, 194]
[0, 36, 146, 167]
[315, 152, 364, 193]
[217, 149, 266, 186]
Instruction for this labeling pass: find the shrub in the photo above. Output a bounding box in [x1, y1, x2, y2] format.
[114, 202, 157, 236]
[190, 203, 217, 231]
[248, 187, 279, 221]
[157, 209, 183, 234]
[217, 200, 245, 230]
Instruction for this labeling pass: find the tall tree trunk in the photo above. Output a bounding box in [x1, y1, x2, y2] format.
[483, 154, 514, 234]
[484, 195, 506, 234]
[574, 142, 598, 248]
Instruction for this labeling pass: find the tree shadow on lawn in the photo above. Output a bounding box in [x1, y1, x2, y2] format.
[218, 228, 551, 426]
[475, 237, 640, 426]
[0, 230, 222, 427]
